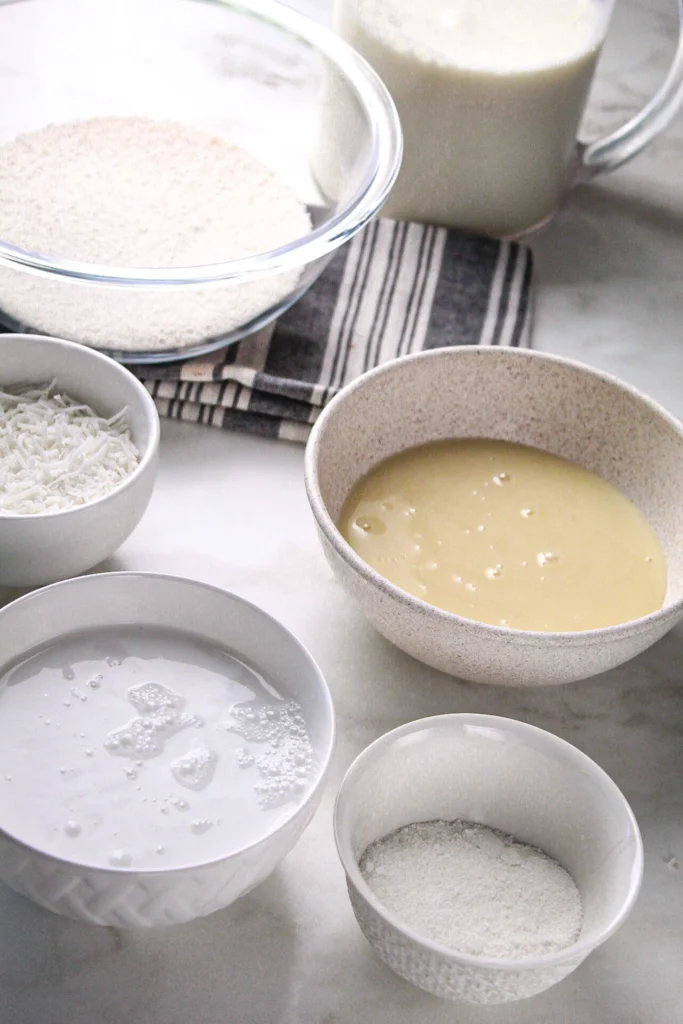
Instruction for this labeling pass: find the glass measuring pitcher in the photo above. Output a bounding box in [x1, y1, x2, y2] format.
[335, 0, 683, 238]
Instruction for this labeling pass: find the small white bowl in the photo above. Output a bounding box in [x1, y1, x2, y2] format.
[0, 572, 335, 928]
[0, 334, 160, 587]
[305, 346, 683, 685]
[334, 714, 643, 1005]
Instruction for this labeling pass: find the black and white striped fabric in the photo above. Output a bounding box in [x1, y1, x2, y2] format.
[109, 219, 531, 441]
[140, 220, 533, 441]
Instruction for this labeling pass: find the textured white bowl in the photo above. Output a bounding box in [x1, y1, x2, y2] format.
[335, 714, 643, 1005]
[305, 346, 683, 685]
[0, 572, 335, 928]
[0, 334, 159, 587]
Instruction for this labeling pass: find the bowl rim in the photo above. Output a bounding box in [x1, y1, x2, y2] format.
[333, 712, 644, 971]
[304, 345, 683, 646]
[0, 333, 160, 520]
[0, 0, 402, 286]
[0, 570, 337, 874]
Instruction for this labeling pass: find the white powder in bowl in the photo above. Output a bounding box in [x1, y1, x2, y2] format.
[360, 819, 583, 959]
[0, 116, 312, 352]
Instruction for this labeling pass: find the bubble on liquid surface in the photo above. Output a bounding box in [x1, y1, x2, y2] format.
[62, 667, 75, 681]
[104, 681, 197, 761]
[64, 820, 81, 837]
[235, 747, 255, 769]
[87, 678, 101, 690]
[70, 686, 88, 703]
[355, 516, 386, 535]
[227, 700, 315, 809]
[537, 551, 559, 567]
[128, 681, 183, 714]
[191, 819, 214, 836]
[153, 709, 197, 738]
[170, 748, 217, 791]
[104, 717, 164, 760]
[109, 849, 132, 867]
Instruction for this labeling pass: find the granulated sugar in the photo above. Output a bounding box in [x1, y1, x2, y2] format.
[0, 116, 311, 352]
[360, 819, 582, 959]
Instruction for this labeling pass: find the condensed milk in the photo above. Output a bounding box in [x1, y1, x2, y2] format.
[341, 439, 667, 631]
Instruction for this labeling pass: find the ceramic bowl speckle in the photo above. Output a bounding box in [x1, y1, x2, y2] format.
[0, 334, 160, 588]
[0, 572, 335, 928]
[304, 347, 683, 685]
[334, 714, 643, 1004]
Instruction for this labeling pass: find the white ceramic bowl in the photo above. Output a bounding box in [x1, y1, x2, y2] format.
[305, 346, 683, 685]
[334, 714, 643, 1005]
[0, 572, 335, 928]
[0, 333, 159, 587]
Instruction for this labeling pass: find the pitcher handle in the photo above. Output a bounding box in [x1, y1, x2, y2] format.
[575, 0, 683, 182]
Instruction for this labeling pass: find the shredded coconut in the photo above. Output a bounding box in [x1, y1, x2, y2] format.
[0, 381, 140, 515]
[360, 819, 583, 959]
[0, 116, 312, 352]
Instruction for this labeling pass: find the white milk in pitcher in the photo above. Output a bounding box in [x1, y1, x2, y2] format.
[336, 0, 611, 236]
[0, 626, 317, 870]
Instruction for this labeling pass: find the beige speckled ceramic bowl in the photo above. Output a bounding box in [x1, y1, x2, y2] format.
[304, 347, 683, 686]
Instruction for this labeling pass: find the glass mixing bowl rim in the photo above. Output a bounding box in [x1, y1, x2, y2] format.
[0, 0, 402, 287]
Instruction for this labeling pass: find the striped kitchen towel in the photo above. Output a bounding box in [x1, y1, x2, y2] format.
[141, 218, 534, 442]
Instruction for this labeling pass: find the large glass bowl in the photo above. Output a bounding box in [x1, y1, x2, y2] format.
[0, 0, 401, 364]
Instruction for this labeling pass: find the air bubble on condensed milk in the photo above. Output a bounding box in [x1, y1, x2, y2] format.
[0, 625, 320, 871]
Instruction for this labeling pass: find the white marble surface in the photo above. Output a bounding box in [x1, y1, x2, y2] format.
[2, 0, 683, 1021]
